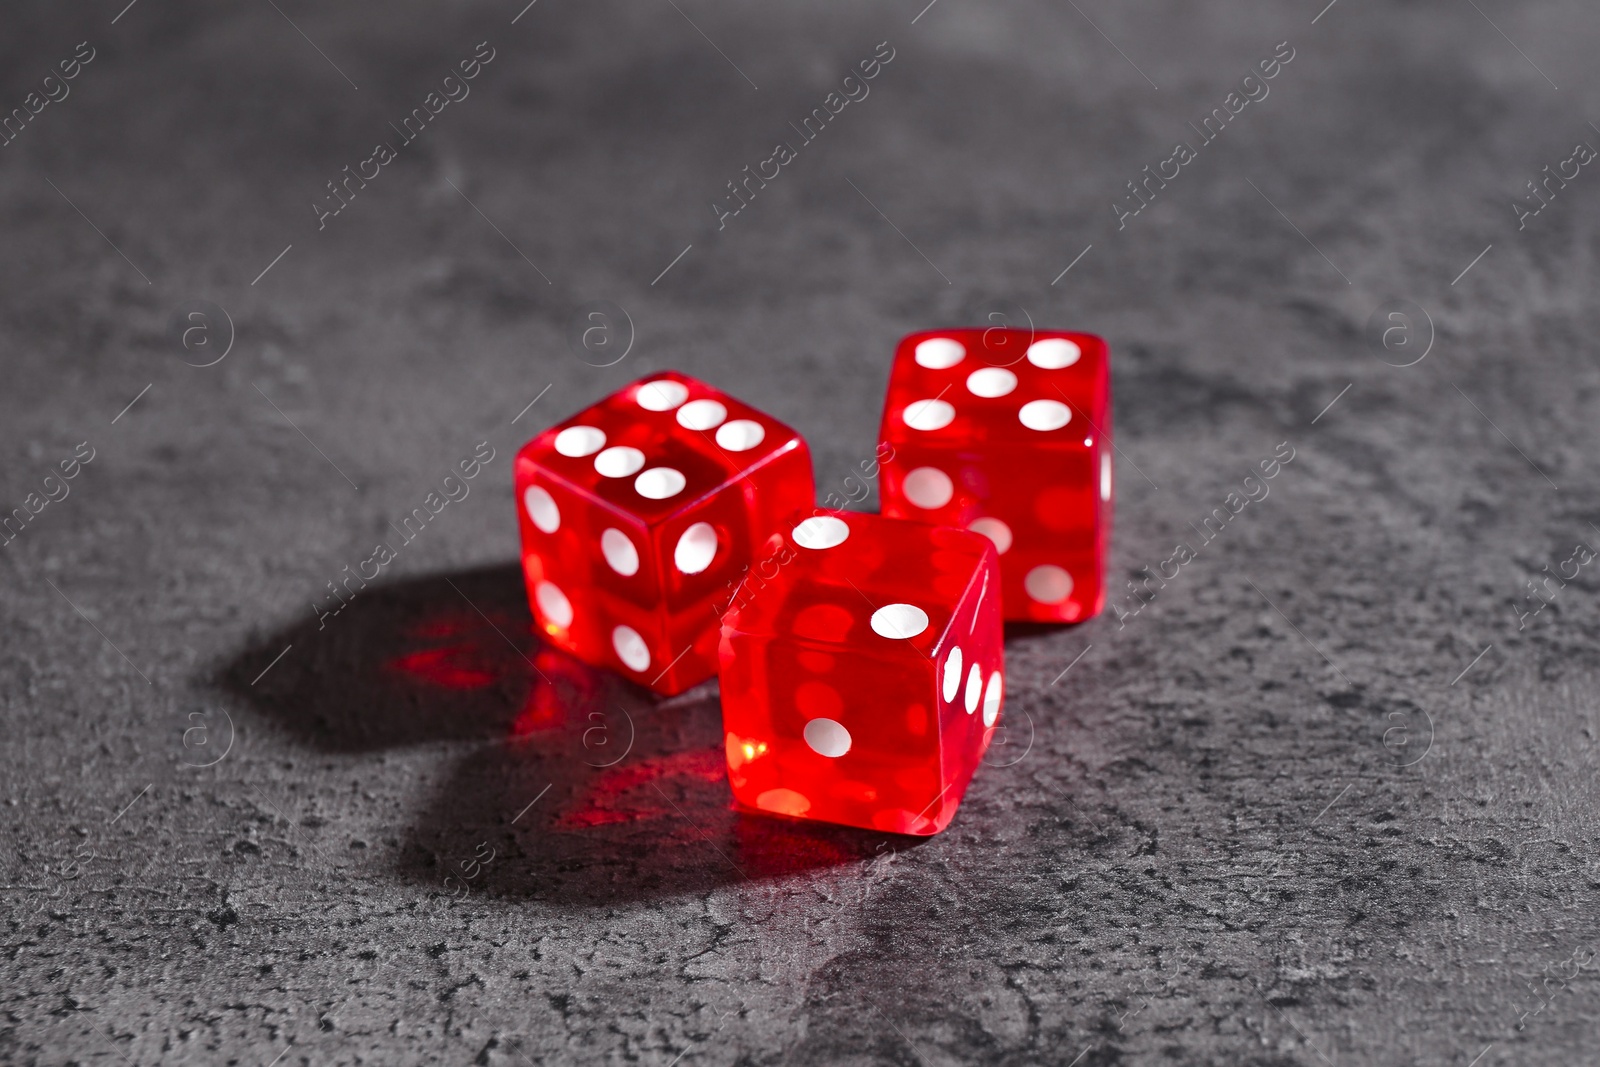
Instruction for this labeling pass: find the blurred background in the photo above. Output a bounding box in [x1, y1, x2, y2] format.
[4, 1, 1600, 1063]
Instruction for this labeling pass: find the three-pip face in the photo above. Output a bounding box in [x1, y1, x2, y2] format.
[718, 509, 1004, 835]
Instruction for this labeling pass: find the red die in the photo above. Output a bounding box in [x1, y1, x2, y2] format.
[516, 372, 814, 695]
[877, 329, 1112, 623]
[718, 509, 1003, 835]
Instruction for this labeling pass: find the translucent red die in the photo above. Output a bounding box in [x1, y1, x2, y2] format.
[877, 328, 1112, 623]
[718, 509, 1004, 835]
[516, 372, 814, 695]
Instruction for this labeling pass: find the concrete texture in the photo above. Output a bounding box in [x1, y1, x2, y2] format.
[4, 0, 1600, 1063]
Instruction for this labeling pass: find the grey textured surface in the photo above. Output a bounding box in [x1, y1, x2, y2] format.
[5, 1, 1600, 1063]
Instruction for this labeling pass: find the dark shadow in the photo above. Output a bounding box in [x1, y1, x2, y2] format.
[217, 563, 902, 907]
[414, 712, 907, 908]
[220, 563, 561, 752]
[1003, 620, 1079, 642]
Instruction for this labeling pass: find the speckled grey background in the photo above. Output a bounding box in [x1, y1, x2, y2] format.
[5, 1, 1600, 1064]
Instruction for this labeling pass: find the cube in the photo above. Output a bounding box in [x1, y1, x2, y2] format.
[718, 509, 1004, 835]
[877, 328, 1112, 623]
[516, 371, 814, 695]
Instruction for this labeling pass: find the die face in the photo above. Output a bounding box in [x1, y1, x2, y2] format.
[881, 440, 1107, 624]
[718, 510, 1004, 835]
[516, 371, 814, 695]
[878, 329, 1111, 623]
[881, 329, 1110, 447]
[517, 467, 654, 659]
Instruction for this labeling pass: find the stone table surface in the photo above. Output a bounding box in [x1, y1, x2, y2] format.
[4, 1, 1600, 1064]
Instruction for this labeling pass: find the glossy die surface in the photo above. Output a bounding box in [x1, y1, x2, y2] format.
[516, 372, 813, 696]
[719, 510, 1003, 835]
[878, 328, 1112, 623]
